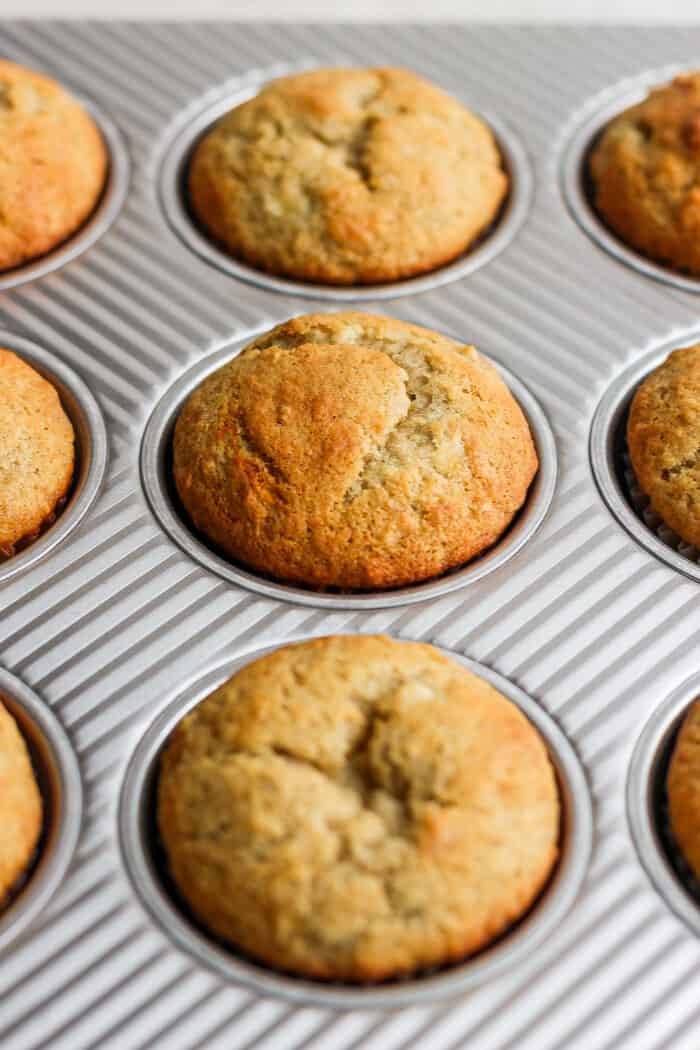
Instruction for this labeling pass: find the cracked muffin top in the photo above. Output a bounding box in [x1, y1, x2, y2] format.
[158, 634, 560, 981]
[627, 345, 700, 549]
[173, 312, 538, 591]
[0, 59, 107, 272]
[590, 73, 700, 275]
[0, 700, 42, 907]
[667, 698, 700, 881]
[0, 349, 75, 560]
[188, 67, 508, 285]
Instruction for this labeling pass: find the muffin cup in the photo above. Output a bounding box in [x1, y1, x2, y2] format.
[589, 335, 700, 583]
[627, 672, 700, 937]
[561, 63, 700, 293]
[118, 636, 592, 1009]
[0, 99, 129, 293]
[0, 668, 83, 954]
[155, 63, 532, 302]
[0, 332, 108, 585]
[140, 332, 557, 610]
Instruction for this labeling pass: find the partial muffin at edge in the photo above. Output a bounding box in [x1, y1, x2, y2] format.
[172, 312, 539, 590]
[0, 59, 107, 271]
[158, 634, 560, 981]
[667, 698, 700, 881]
[0, 349, 75, 559]
[189, 66, 508, 285]
[0, 700, 42, 906]
[627, 344, 700, 549]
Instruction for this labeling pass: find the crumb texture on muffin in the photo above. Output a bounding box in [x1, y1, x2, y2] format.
[590, 73, 700, 275]
[668, 698, 700, 880]
[158, 635, 560, 981]
[0, 700, 42, 906]
[627, 344, 700, 548]
[173, 312, 538, 590]
[0, 59, 107, 271]
[0, 349, 75, 558]
[189, 67, 507, 285]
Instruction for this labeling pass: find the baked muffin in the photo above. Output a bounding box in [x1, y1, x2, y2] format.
[173, 312, 538, 590]
[590, 73, 700, 275]
[0, 60, 107, 271]
[158, 635, 560, 981]
[627, 345, 700, 549]
[0, 350, 75, 559]
[189, 67, 507, 285]
[0, 700, 42, 906]
[667, 699, 700, 880]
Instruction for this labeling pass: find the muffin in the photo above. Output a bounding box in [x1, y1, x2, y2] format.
[0, 700, 42, 906]
[0, 59, 107, 271]
[158, 635, 560, 981]
[667, 699, 700, 881]
[590, 72, 700, 275]
[0, 350, 75, 559]
[173, 312, 538, 590]
[627, 345, 700, 549]
[189, 67, 507, 285]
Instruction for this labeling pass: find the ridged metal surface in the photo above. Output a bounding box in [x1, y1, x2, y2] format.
[2, 21, 700, 1050]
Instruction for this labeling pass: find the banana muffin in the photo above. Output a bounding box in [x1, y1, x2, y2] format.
[0, 350, 75, 559]
[188, 67, 508, 285]
[667, 699, 700, 881]
[0, 59, 107, 271]
[173, 312, 538, 590]
[0, 700, 42, 907]
[158, 635, 560, 981]
[627, 345, 700, 549]
[590, 72, 700, 275]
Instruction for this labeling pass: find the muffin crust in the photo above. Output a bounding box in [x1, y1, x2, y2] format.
[0, 700, 42, 906]
[668, 698, 700, 881]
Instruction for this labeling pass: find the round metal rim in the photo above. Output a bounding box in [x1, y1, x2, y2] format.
[589, 334, 700, 584]
[0, 97, 130, 292]
[140, 333, 557, 610]
[561, 62, 700, 294]
[0, 331, 109, 585]
[0, 668, 84, 954]
[156, 63, 533, 302]
[118, 634, 593, 1009]
[627, 672, 700, 937]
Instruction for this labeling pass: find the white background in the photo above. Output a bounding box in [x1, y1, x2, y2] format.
[7, 0, 700, 20]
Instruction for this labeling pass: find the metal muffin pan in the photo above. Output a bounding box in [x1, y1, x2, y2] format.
[0, 668, 83, 954]
[628, 671, 700, 939]
[0, 97, 130, 293]
[590, 334, 700, 583]
[119, 636, 593, 1009]
[140, 331, 556, 610]
[561, 63, 700, 294]
[0, 331, 108, 585]
[156, 63, 533, 302]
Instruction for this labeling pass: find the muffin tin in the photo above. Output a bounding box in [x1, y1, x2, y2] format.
[3, 22, 700, 1050]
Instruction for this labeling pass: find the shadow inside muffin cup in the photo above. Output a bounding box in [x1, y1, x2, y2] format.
[156, 67, 532, 302]
[118, 642, 592, 1008]
[140, 336, 557, 610]
[589, 337, 700, 584]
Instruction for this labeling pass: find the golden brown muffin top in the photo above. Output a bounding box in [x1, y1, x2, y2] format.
[668, 698, 700, 881]
[0, 59, 107, 271]
[0, 349, 75, 558]
[627, 345, 700, 549]
[0, 700, 42, 905]
[173, 312, 538, 590]
[189, 67, 507, 285]
[158, 635, 560, 981]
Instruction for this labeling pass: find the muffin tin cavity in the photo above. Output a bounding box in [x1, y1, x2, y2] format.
[627, 673, 700, 937]
[0, 99, 129, 293]
[0, 333, 108, 584]
[156, 65, 532, 302]
[0, 669, 83, 954]
[561, 64, 700, 293]
[590, 338, 700, 583]
[118, 638, 593, 1008]
[140, 334, 557, 610]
